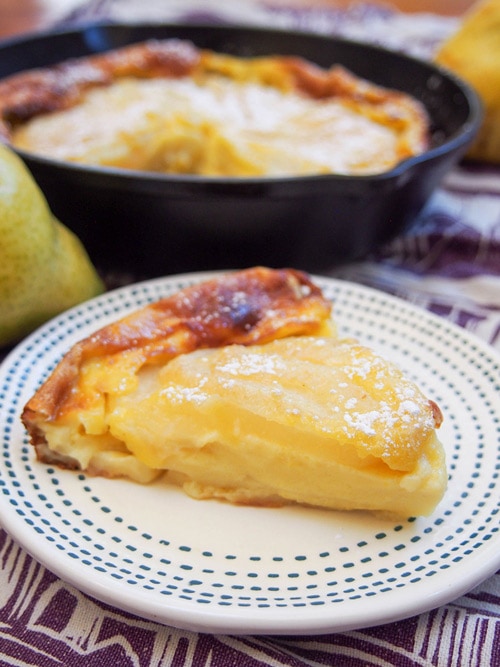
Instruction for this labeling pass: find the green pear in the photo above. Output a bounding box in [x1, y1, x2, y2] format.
[0, 144, 104, 347]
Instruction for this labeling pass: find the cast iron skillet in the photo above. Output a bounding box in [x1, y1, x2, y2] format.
[0, 22, 482, 277]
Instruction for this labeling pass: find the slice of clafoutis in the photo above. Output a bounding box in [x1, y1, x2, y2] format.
[21, 266, 446, 517]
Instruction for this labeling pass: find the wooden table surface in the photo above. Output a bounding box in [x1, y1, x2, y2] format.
[0, 0, 476, 41]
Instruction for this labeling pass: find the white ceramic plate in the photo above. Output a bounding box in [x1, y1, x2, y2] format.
[0, 273, 499, 635]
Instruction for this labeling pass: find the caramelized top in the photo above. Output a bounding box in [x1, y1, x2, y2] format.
[0, 38, 429, 175]
[21, 267, 333, 434]
[0, 40, 201, 139]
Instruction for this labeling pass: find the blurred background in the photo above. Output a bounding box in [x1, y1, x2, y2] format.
[0, 0, 477, 40]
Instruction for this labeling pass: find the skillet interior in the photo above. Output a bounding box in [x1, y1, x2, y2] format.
[0, 23, 482, 275]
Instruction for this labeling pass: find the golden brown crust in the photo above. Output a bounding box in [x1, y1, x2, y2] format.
[21, 267, 332, 439]
[429, 399, 443, 429]
[0, 40, 201, 140]
[0, 38, 429, 166]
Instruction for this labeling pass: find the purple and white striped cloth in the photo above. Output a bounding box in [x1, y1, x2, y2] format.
[1, 2, 499, 665]
[332, 164, 500, 350]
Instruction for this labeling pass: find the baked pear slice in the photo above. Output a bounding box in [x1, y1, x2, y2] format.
[22, 267, 334, 481]
[21, 267, 446, 517]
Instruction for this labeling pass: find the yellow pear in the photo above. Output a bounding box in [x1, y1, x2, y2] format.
[0, 144, 103, 347]
[435, 0, 500, 163]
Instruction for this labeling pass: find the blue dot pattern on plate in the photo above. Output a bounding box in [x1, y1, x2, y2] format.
[0, 274, 499, 629]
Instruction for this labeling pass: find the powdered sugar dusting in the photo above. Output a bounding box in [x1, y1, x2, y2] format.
[160, 377, 208, 405]
[218, 352, 286, 376]
[155, 336, 437, 470]
[15, 73, 406, 176]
